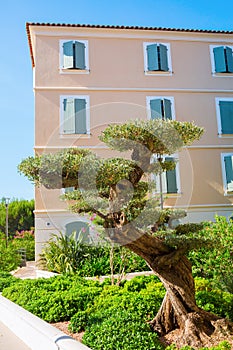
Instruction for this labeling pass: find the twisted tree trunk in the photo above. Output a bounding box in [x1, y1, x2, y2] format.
[114, 227, 233, 349]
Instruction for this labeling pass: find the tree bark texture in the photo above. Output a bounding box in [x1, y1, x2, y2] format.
[114, 228, 233, 348]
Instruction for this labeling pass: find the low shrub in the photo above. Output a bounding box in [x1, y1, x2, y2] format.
[2, 274, 233, 350]
[166, 340, 231, 349]
[0, 271, 19, 291]
[82, 309, 164, 350]
[2, 275, 102, 322]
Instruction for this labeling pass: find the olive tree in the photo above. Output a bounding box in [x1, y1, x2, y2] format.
[18, 119, 233, 348]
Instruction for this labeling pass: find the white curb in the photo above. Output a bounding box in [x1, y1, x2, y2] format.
[0, 294, 91, 350]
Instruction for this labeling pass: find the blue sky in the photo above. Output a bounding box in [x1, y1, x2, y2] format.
[0, 0, 233, 201]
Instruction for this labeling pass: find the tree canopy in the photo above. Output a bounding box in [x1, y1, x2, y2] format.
[0, 199, 34, 235]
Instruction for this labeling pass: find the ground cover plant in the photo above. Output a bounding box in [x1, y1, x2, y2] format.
[1, 274, 233, 350]
[19, 118, 233, 347]
[0, 271, 19, 291]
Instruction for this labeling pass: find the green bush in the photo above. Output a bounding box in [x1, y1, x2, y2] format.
[68, 310, 89, 333]
[70, 277, 165, 349]
[166, 340, 231, 349]
[0, 233, 21, 271]
[2, 275, 102, 322]
[82, 309, 163, 350]
[0, 271, 19, 291]
[2, 274, 233, 350]
[195, 278, 233, 321]
[40, 232, 149, 276]
[11, 230, 35, 261]
[188, 216, 233, 293]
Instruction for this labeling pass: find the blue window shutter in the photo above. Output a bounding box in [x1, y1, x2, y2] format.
[159, 44, 169, 71]
[165, 157, 177, 193]
[219, 101, 233, 134]
[224, 156, 233, 192]
[63, 98, 75, 134]
[75, 99, 87, 134]
[147, 44, 159, 71]
[74, 41, 85, 69]
[213, 46, 226, 73]
[150, 99, 162, 119]
[225, 46, 233, 73]
[164, 99, 172, 120]
[63, 41, 74, 69]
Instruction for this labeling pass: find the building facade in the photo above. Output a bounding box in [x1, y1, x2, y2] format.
[26, 23, 233, 258]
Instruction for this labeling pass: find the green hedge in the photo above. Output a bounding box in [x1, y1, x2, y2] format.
[2, 274, 232, 350]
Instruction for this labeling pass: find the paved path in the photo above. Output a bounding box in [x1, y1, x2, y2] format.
[0, 321, 31, 350]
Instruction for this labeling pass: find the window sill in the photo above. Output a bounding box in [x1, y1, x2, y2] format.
[218, 133, 233, 138]
[224, 192, 233, 196]
[145, 70, 172, 76]
[212, 72, 233, 77]
[60, 133, 91, 139]
[60, 68, 90, 75]
[153, 192, 181, 197]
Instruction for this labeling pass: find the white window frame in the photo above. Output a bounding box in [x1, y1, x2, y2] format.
[59, 39, 89, 74]
[210, 45, 233, 77]
[61, 187, 75, 195]
[60, 95, 90, 137]
[146, 96, 176, 120]
[143, 42, 172, 76]
[221, 153, 233, 195]
[215, 97, 233, 138]
[151, 154, 181, 195]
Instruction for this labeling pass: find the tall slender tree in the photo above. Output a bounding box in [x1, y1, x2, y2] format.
[18, 119, 233, 348]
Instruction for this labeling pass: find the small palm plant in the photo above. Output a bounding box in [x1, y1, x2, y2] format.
[39, 230, 91, 274]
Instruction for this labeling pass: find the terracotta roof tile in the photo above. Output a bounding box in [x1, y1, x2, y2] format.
[26, 22, 233, 67]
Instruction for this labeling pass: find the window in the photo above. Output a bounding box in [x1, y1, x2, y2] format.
[65, 221, 90, 241]
[152, 156, 180, 194]
[60, 40, 89, 72]
[63, 187, 75, 193]
[60, 95, 90, 135]
[147, 96, 175, 120]
[216, 98, 233, 135]
[210, 45, 233, 75]
[221, 154, 233, 194]
[144, 42, 172, 74]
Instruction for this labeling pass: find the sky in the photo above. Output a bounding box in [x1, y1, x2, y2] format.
[0, 0, 233, 201]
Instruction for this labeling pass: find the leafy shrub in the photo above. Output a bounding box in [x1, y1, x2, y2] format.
[2, 274, 233, 350]
[82, 309, 163, 350]
[11, 230, 35, 261]
[188, 216, 233, 293]
[194, 278, 233, 321]
[70, 276, 166, 349]
[2, 275, 102, 322]
[0, 271, 19, 291]
[196, 289, 233, 321]
[40, 232, 149, 276]
[166, 340, 231, 349]
[0, 232, 21, 271]
[68, 310, 89, 333]
[39, 232, 92, 274]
